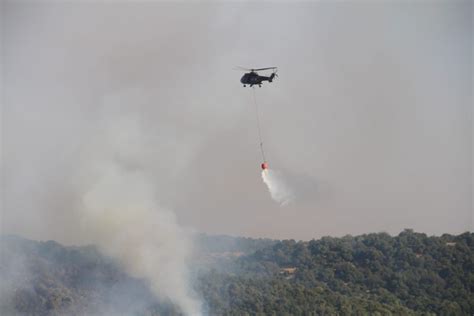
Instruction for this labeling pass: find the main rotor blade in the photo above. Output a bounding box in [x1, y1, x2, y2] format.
[235, 66, 252, 71]
[253, 67, 277, 71]
[235, 66, 277, 71]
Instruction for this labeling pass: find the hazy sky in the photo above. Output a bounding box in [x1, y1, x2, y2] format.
[1, 1, 472, 242]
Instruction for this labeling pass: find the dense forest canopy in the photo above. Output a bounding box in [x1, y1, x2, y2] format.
[198, 230, 473, 315]
[1, 230, 473, 315]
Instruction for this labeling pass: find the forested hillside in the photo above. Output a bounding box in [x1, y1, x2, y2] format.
[198, 230, 473, 315]
[1, 230, 473, 315]
[0, 236, 175, 315]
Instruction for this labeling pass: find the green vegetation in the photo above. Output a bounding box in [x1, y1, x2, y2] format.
[0, 236, 172, 315]
[198, 230, 473, 315]
[1, 230, 473, 315]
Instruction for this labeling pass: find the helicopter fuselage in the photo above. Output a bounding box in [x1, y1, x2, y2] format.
[240, 72, 275, 87]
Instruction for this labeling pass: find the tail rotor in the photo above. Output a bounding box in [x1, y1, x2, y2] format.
[269, 69, 278, 82]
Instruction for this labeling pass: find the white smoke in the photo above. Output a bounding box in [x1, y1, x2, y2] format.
[77, 107, 202, 316]
[261, 169, 295, 206]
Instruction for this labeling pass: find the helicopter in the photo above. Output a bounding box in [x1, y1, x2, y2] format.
[237, 67, 278, 87]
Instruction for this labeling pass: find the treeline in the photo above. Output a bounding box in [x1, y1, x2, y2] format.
[198, 230, 474, 315]
[0, 236, 175, 316]
[195, 233, 276, 255]
[1, 231, 472, 315]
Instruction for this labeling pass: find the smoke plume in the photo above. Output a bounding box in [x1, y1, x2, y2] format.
[261, 169, 295, 206]
[77, 107, 202, 315]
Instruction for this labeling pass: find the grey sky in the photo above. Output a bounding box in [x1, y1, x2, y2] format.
[1, 1, 472, 242]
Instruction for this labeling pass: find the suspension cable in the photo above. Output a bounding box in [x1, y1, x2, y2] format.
[252, 87, 266, 162]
